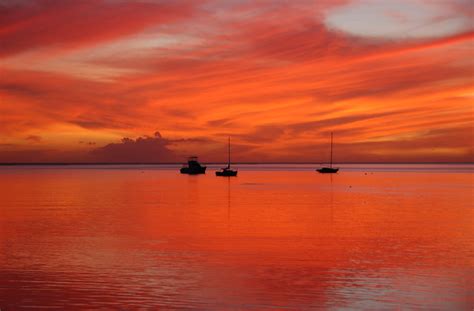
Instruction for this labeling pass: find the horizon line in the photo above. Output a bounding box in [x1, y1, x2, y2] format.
[0, 162, 473, 166]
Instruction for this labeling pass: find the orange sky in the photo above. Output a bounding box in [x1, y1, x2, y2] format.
[0, 0, 473, 163]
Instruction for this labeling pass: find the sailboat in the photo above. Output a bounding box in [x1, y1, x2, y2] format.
[216, 137, 238, 177]
[317, 132, 339, 174]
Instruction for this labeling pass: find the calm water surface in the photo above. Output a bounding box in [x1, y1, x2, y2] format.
[0, 164, 473, 309]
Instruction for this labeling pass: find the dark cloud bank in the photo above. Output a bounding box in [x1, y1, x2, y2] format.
[90, 132, 177, 163]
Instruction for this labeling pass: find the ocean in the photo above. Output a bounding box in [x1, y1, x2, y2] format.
[0, 164, 473, 309]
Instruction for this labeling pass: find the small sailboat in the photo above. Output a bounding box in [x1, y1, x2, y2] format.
[216, 137, 238, 177]
[180, 156, 206, 174]
[317, 132, 339, 174]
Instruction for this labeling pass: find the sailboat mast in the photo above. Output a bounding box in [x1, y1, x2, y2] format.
[228, 136, 231, 168]
[330, 132, 333, 168]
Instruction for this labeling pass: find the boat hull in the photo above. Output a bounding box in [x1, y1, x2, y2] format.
[316, 167, 339, 174]
[215, 170, 237, 177]
[180, 167, 206, 175]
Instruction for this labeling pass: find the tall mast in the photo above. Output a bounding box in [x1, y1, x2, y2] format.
[330, 132, 333, 168]
[228, 136, 231, 168]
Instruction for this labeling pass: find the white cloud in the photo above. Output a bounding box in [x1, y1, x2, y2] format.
[324, 0, 470, 39]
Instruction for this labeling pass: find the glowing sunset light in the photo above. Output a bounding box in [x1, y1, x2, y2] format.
[0, 0, 472, 163]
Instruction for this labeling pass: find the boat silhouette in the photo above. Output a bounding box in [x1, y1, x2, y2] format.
[317, 132, 339, 174]
[216, 137, 237, 177]
[180, 156, 206, 174]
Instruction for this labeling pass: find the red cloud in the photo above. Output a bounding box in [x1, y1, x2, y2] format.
[25, 135, 41, 142]
[0, 0, 199, 57]
[0, 0, 472, 163]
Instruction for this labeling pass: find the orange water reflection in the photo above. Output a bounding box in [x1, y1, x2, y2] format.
[0, 166, 473, 309]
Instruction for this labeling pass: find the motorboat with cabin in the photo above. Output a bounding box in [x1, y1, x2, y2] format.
[180, 156, 206, 174]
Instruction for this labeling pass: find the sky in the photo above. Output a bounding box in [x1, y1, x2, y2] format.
[0, 0, 473, 163]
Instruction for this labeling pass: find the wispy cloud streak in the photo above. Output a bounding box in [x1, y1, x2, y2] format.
[0, 0, 472, 162]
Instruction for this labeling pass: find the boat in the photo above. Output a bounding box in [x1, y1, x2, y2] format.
[317, 132, 339, 174]
[180, 156, 206, 174]
[316, 167, 339, 173]
[216, 137, 238, 177]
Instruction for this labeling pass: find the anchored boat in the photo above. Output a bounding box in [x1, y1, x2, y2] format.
[317, 132, 339, 174]
[180, 156, 206, 175]
[216, 137, 237, 177]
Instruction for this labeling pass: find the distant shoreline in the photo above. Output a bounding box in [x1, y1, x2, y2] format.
[0, 162, 472, 166]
